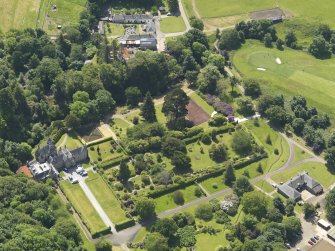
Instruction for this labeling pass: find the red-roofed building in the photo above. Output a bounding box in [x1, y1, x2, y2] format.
[16, 166, 33, 178]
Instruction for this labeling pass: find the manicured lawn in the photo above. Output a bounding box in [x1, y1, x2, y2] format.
[160, 16, 186, 33]
[56, 131, 83, 150]
[88, 140, 124, 163]
[255, 180, 275, 193]
[233, 40, 335, 126]
[293, 145, 311, 163]
[189, 92, 215, 115]
[155, 184, 203, 213]
[105, 23, 125, 36]
[85, 172, 129, 224]
[271, 162, 335, 188]
[245, 118, 290, 173]
[155, 103, 167, 124]
[60, 181, 106, 234]
[111, 118, 132, 138]
[200, 176, 227, 194]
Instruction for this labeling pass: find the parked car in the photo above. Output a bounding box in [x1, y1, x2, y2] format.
[64, 168, 68, 172]
[297, 248, 302, 251]
[166, 12, 171, 16]
[76, 166, 84, 174]
[314, 235, 320, 240]
[80, 170, 87, 176]
[285, 243, 291, 248]
[310, 237, 317, 243]
[308, 240, 314, 245]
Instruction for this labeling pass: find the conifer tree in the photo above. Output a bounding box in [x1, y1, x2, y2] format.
[141, 92, 157, 122]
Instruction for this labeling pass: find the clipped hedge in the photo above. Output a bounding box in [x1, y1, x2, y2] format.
[115, 219, 136, 231]
[91, 226, 111, 238]
[215, 124, 235, 134]
[100, 155, 130, 169]
[86, 136, 115, 147]
[51, 127, 67, 143]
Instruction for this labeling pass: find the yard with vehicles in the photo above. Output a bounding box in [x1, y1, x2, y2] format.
[233, 40, 335, 127]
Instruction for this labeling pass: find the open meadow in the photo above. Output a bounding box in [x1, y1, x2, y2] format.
[233, 40, 335, 127]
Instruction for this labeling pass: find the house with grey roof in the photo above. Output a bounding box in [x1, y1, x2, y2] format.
[111, 14, 153, 24]
[31, 139, 88, 180]
[120, 34, 157, 50]
[278, 172, 323, 201]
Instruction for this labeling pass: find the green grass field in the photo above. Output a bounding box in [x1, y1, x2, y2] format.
[160, 16, 186, 33]
[293, 145, 311, 163]
[88, 140, 124, 163]
[56, 131, 83, 150]
[271, 162, 335, 188]
[85, 172, 129, 224]
[255, 180, 275, 193]
[234, 40, 335, 127]
[155, 184, 202, 213]
[60, 181, 106, 234]
[0, 0, 42, 32]
[193, 0, 335, 28]
[245, 118, 290, 173]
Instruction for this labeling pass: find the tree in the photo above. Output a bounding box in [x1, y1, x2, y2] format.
[276, 38, 284, 50]
[95, 89, 115, 117]
[167, 0, 179, 13]
[265, 105, 289, 127]
[173, 190, 185, 204]
[317, 24, 332, 41]
[309, 35, 332, 59]
[190, 16, 204, 30]
[162, 137, 186, 157]
[241, 191, 268, 220]
[171, 151, 191, 171]
[219, 29, 241, 50]
[231, 130, 253, 155]
[206, 53, 225, 74]
[273, 196, 286, 214]
[257, 163, 263, 173]
[145, 233, 169, 251]
[234, 177, 253, 197]
[243, 79, 261, 98]
[291, 118, 305, 135]
[285, 31, 297, 48]
[125, 86, 142, 107]
[266, 208, 283, 222]
[325, 147, 335, 168]
[162, 88, 189, 129]
[326, 188, 335, 223]
[95, 239, 112, 251]
[185, 29, 209, 48]
[119, 161, 131, 182]
[209, 143, 228, 162]
[237, 97, 255, 116]
[303, 203, 316, 219]
[196, 64, 222, 94]
[264, 33, 273, 47]
[195, 204, 213, 221]
[151, 218, 178, 238]
[135, 198, 156, 220]
[283, 216, 302, 241]
[224, 164, 236, 186]
[230, 76, 238, 92]
[140, 92, 157, 122]
[177, 226, 196, 247]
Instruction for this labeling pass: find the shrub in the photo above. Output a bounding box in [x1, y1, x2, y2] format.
[209, 114, 227, 127]
[173, 191, 185, 205]
[201, 133, 212, 145]
[194, 187, 203, 197]
[195, 204, 213, 221]
[141, 175, 151, 186]
[274, 148, 279, 155]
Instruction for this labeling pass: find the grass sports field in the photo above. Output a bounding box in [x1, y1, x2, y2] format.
[233, 40, 335, 126]
[192, 0, 335, 27]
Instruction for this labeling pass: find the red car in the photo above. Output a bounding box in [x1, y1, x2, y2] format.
[308, 240, 314, 245]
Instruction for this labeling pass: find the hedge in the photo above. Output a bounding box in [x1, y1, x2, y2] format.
[86, 136, 115, 147]
[100, 155, 130, 169]
[147, 154, 267, 198]
[115, 219, 136, 231]
[51, 127, 67, 143]
[91, 226, 111, 238]
[214, 124, 235, 134]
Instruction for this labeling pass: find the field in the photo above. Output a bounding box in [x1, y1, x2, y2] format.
[234, 40, 335, 127]
[0, 0, 41, 32]
[160, 16, 186, 33]
[244, 118, 290, 173]
[85, 172, 129, 224]
[88, 140, 124, 163]
[60, 181, 106, 234]
[255, 180, 275, 193]
[271, 162, 335, 188]
[191, 0, 335, 28]
[154, 184, 203, 213]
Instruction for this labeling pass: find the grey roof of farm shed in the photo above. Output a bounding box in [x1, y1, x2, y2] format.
[111, 14, 153, 24]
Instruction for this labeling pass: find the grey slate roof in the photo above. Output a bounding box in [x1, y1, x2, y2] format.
[278, 184, 301, 201]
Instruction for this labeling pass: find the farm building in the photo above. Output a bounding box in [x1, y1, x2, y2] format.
[111, 14, 153, 24]
[119, 34, 157, 50]
[250, 8, 285, 22]
[278, 172, 323, 201]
